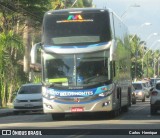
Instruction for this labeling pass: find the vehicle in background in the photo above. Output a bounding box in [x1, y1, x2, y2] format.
[150, 78, 160, 87]
[150, 81, 160, 115]
[142, 80, 152, 98]
[13, 83, 43, 114]
[132, 81, 147, 102]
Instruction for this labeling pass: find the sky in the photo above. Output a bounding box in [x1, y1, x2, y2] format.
[92, 0, 160, 49]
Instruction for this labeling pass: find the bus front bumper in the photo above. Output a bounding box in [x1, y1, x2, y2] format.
[43, 96, 114, 113]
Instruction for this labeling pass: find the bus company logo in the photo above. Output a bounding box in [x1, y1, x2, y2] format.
[74, 98, 80, 102]
[56, 14, 93, 23]
[67, 14, 83, 20]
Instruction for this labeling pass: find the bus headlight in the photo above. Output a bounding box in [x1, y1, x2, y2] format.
[42, 87, 55, 100]
[98, 84, 114, 97]
[99, 91, 112, 97]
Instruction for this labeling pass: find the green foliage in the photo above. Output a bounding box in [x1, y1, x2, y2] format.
[53, 0, 93, 9]
[129, 34, 160, 79]
[0, 31, 27, 107]
[0, 0, 55, 106]
[82, 0, 92, 7]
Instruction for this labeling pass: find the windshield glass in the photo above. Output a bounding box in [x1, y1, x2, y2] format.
[18, 85, 42, 94]
[43, 11, 111, 46]
[132, 84, 142, 90]
[43, 50, 110, 87]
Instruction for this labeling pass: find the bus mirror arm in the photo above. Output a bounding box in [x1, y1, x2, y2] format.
[30, 63, 42, 72]
[31, 42, 42, 64]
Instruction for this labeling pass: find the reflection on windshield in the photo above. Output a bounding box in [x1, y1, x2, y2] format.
[76, 57, 108, 84]
[44, 51, 110, 87]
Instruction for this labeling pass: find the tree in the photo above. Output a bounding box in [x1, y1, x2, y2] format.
[129, 35, 142, 79]
[0, 31, 25, 106]
[0, 0, 94, 107]
[52, 0, 93, 9]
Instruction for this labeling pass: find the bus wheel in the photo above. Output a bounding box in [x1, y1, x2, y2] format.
[51, 113, 65, 120]
[110, 109, 120, 118]
[122, 105, 128, 112]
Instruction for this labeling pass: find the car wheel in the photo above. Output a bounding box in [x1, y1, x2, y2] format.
[51, 113, 65, 120]
[146, 95, 150, 98]
[132, 99, 136, 104]
[150, 106, 157, 115]
[142, 97, 145, 102]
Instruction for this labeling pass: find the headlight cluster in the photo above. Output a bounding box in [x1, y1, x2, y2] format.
[42, 87, 55, 100]
[98, 84, 114, 97]
[138, 91, 142, 95]
[14, 99, 20, 103]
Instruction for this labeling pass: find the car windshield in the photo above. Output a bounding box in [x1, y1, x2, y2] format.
[18, 85, 42, 94]
[132, 83, 142, 90]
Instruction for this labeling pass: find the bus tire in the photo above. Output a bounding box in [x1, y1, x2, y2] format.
[109, 109, 120, 118]
[122, 105, 128, 112]
[118, 88, 122, 112]
[128, 87, 132, 107]
[113, 87, 122, 117]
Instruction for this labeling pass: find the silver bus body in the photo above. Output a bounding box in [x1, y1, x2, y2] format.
[31, 8, 132, 116]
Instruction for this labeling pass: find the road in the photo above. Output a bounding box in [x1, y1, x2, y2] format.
[0, 98, 160, 137]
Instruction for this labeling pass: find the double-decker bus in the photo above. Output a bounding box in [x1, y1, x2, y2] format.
[31, 8, 132, 120]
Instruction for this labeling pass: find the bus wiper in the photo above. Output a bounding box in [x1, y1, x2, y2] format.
[83, 76, 107, 84]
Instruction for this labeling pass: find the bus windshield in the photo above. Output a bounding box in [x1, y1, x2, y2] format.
[43, 50, 110, 87]
[43, 11, 111, 46]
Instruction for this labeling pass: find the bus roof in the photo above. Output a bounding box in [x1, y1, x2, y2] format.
[45, 8, 112, 15]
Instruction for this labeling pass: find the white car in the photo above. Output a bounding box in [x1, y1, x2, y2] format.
[150, 81, 160, 115]
[13, 83, 43, 114]
[132, 81, 147, 102]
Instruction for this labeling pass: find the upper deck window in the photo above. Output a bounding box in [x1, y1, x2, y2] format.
[43, 11, 111, 46]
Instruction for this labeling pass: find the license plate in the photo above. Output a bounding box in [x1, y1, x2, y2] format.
[71, 107, 84, 112]
[24, 104, 33, 107]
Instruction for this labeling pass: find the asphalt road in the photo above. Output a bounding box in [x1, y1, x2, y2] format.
[0, 98, 160, 137]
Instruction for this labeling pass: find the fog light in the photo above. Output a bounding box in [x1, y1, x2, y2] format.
[44, 103, 53, 109]
[103, 101, 111, 107]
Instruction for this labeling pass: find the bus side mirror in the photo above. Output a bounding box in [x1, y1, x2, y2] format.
[30, 42, 41, 64]
[30, 43, 42, 72]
